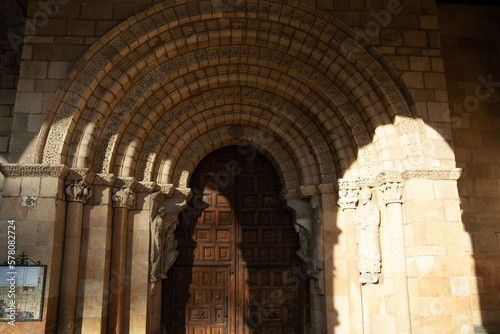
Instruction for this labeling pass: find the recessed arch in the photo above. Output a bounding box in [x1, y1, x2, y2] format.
[35, 0, 430, 190]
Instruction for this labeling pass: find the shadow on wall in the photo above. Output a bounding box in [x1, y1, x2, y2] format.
[438, 3, 500, 332]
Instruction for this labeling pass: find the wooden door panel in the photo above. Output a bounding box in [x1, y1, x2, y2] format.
[165, 147, 308, 333]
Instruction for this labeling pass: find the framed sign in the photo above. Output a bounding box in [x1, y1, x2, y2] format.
[0, 265, 46, 322]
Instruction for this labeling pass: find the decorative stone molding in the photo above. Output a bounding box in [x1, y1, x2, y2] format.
[337, 179, 360, 210]
[402, 168, 463, 181]
[0, 164, 69, 178]
[65, 180, 92, 203]
[339, 169, 463, 208]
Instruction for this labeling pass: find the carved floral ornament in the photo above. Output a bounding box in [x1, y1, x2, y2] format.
[337, 168, 463, 209]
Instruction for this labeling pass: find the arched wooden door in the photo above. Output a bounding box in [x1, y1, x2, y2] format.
[163, 146, 310, 333]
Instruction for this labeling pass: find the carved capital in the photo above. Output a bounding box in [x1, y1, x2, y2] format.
[112, 187, 136, 208]
[379, 181, 404, 204]
[337, 179, 359, 210]
[65, 180, 92, 203]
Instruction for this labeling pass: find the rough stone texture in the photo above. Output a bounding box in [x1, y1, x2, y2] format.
[438, 3, 500, 328]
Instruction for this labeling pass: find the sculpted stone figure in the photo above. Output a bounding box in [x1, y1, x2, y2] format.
[162, 214, 179, 279]
[355, 187, 381, 284]
[150, 206, 179, 283]
[294, 218, 312, 271]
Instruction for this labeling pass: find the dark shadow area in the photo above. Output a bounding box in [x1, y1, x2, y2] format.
[438, 3, 500, 332]
[162, 146, 312, 333]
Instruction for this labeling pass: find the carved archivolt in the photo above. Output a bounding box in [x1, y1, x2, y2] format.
[171, 125, 301, 191]
[37, 0, 427, 187]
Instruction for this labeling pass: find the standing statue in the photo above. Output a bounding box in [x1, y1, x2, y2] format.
[162, 214, 179, 279]
[294, 218, 312, 272]
[150, 207, 179, 282]
[355, 187, 381, 284]
[150, 206, 166, 283]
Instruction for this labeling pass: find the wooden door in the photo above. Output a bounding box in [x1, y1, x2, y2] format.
[164, 146, 309, 333]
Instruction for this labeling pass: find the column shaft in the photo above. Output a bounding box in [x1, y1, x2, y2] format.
[58, 201, 84, 333]
[344, 208, 364, 334]
[387, 202, 411, 333]
[108, 207, 128, 334]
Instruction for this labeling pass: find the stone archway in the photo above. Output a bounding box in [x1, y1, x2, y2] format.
[24, 1, 470, 333]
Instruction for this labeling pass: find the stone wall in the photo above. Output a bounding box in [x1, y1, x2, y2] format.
[438, 3, 500, 329]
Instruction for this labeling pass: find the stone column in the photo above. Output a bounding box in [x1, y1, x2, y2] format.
[75, 173, 116, 332]
[58, 169, 94, 333]
[338, 179, 363, 334]
[108, 177, 137, 334]
[379, 175, 411, 333]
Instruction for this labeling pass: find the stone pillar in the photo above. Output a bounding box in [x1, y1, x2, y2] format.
[76, 173, 116, 333]
[58, 169, 94, 333]
[338, 179, 363, 334]
[108, 177, 137, 334]
[379, 175, 411, 333]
